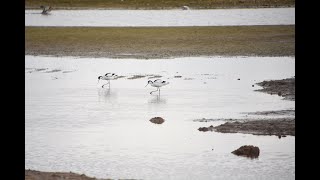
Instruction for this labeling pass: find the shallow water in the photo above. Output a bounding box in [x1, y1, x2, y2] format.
[25, 55, 295, 179]
[25, 8, 294, 27]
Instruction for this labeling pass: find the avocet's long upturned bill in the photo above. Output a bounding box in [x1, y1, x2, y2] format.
[145, 79, 169, 95]
[98, 73, 118, 88]
[40, 6, 52, 15]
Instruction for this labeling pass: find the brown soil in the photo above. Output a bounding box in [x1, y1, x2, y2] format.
[25, 26, 295, 59]
[232, 145, 260, 158]
[255, 77, 295, 100]
[150, 117, 165, 124]
[25, 0, 295, 10]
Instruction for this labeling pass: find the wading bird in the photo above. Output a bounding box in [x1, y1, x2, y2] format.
[98, 73, 118, 88]
[182, 6, 190, 10]
[145, 79, 169, 95]
[40, 6, 52, 15]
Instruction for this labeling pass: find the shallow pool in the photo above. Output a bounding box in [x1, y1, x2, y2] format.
[25, 55, 295, 179]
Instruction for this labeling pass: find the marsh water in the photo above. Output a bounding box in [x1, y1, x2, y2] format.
[25, 55, 295, 179]
[25, 8, 294, 27]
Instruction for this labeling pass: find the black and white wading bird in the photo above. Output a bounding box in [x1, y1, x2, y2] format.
[145, 79, 169, 95]
[98, 73, 118, 88]
[40, 6, 52, 15]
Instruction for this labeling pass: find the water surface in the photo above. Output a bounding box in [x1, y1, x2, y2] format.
[25, 8, 295, 27]
[25, 56, 295, 179]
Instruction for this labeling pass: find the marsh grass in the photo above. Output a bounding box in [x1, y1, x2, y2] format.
[26, 0, 295, 9]
[25, 26, 295, 58]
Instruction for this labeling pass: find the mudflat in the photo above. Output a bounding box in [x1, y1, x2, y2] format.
[25, 25, 295, 59]
[26, 0, 295, 9]
[25, 169, 105, 180]
[255, 77, 295, 100]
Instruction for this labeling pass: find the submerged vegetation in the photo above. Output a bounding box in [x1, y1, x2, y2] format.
[25, 25, 295, 58]
[26, 0, 295, 9]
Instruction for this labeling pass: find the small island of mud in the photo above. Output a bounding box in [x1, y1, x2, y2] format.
[255, 78, 295, 100]
[199, 118, 295, 136]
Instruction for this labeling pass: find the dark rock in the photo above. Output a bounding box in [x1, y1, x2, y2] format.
[198, 127, 209, 132]
[237, 78, 240, 80]
[149, 117, 165, 124]
[252, 85, 254, 87]
[198, 125, 214, 132]
[278, 135, 281, 139]
[232, 145, 260, 158]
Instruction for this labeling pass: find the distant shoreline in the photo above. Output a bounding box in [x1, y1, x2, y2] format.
[25, 5, 295, 10]
[25, 0, 295, 10]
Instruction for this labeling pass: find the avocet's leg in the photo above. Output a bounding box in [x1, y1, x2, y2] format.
[159, 88, 161, 96]
[102, 81, 110, 88]
[150, 88, 159, 95]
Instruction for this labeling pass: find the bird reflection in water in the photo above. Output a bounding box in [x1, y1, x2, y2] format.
[149, 94, 167, 104]
[97, 88, 117, 102]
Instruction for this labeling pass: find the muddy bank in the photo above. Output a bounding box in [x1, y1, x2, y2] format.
[25, 26, 295, 59]
[25, 0, 295, 10]
[199, 118, 295, 136]
[255, 77, 295, 100]
[246, 109, 295, 117]
[25, 169, 106, 180]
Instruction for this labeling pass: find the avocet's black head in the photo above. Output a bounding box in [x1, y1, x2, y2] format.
[145, 80, 153, 87]
[97, 76, 103, 84]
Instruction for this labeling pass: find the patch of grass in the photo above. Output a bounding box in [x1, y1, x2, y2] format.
[25, 26, 295, 58]
[26, 0, 295, 9]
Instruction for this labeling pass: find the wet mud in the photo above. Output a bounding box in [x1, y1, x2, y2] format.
[255, 77, 295, 100]
[198, 118, 295, 136]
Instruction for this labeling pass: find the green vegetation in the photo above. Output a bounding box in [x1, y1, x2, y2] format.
[26, 0, 295, 9]
[25, 26, 295, 58]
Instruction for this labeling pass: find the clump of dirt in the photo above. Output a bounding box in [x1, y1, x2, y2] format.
[174, 75, 182, 78]
[150, 117, 165, 124]
[232, 145, 260, 158]
[255, 78, 295, 100]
